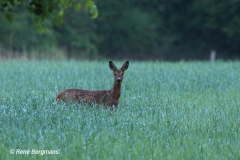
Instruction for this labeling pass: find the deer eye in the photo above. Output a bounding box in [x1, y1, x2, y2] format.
[121, 73, 123, 76]
[114, 73, 117, 76]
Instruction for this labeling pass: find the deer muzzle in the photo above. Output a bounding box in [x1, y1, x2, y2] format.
[116, 78, 122, 83]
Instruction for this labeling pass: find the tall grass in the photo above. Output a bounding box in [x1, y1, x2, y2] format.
[0, 60, 239, 160]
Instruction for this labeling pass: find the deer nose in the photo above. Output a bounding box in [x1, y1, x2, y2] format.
[117, 78, 122, 83]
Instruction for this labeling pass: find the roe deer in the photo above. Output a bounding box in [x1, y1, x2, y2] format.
[56, 61, 129, 110]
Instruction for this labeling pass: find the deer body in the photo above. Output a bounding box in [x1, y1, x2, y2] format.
[56, 61, 129, 109]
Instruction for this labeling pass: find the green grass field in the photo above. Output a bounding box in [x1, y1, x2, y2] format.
[0, 60, 239, 160]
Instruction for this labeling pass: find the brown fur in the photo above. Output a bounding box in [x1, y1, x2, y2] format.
[56, 61, 129, 110]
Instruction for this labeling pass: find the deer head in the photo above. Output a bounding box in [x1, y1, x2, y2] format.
[109, 61, 129, 83]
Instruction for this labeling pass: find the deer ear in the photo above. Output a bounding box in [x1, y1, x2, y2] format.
[109, 61, 117, 71]
[121, 61, 129, 71]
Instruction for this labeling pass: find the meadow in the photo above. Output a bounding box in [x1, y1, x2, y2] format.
[0, 60, 239, 160]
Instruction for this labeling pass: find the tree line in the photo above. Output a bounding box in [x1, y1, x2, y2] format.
[1, 0, 240, 60]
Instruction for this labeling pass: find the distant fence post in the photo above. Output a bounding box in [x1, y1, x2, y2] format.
[210, 50, 216, 62]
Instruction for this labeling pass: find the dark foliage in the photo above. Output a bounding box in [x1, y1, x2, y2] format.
[1, 0, 240, 60]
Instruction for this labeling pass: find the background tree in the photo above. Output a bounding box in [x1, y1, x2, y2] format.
[1, 0, 240, 60]
[0, 0, 98, 32]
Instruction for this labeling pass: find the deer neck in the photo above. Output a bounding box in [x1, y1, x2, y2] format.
[111, 81, 121, 99]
